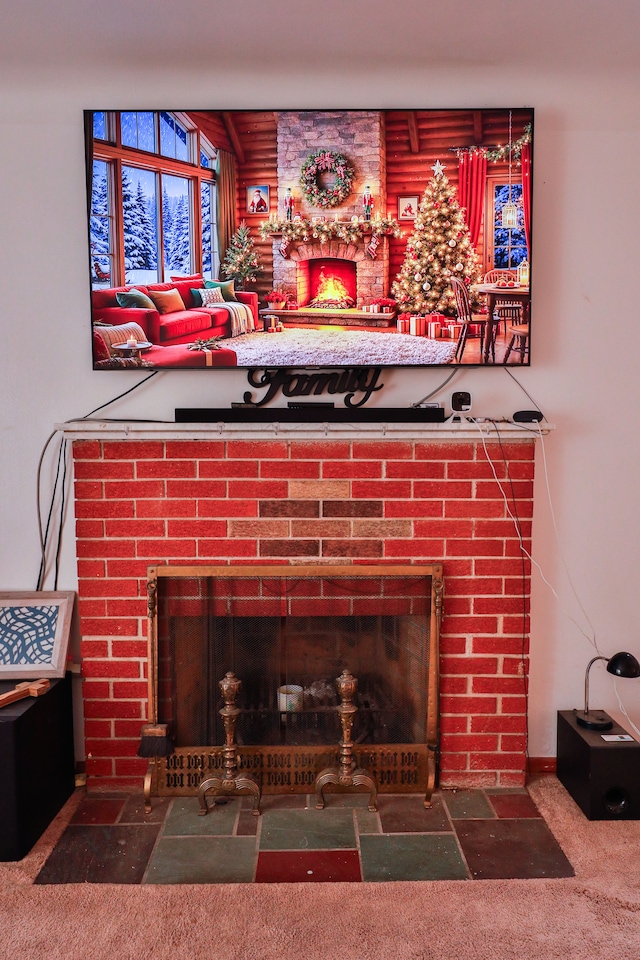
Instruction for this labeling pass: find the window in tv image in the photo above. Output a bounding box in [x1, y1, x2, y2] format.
[85, 109, 533, 370]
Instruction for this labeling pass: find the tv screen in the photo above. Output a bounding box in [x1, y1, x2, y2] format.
[86, 108, 533, 370]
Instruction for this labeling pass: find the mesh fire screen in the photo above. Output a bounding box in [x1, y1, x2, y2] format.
[147, 564, 443, 797]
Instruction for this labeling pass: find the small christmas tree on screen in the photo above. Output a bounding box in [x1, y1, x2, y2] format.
[221, 221, 261, 289]
[392, 160, 481, 316]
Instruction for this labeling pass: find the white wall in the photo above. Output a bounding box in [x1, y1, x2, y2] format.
[1, 1, 639, 758]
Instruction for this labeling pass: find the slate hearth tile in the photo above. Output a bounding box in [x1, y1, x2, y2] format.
[255, 850, 362, 883]
[236, 793, 307, 836]
[454, 818, 575, 880]
[70, 796, 126, 825]
[34, 824, 160, 884]
[377, 794, 451, 833]
[145, 836, 256, 884]
[259, 808, 357, 850]
[119, 794, 171, 824]
[441, 789, 495, 820]
[355, 807, 381, 834]
[487, 792, 542, 819]
[250, 794, 308, 812]
[162, 796, 240, 836]
[359, 834, 470, 882]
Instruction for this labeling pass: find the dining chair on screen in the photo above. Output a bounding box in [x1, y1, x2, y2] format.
[503, 320, 530, 363]
[451, 278, 487, 362]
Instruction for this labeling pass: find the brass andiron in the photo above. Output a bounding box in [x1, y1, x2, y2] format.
[314, 669, 377, 811]
[197, 672, 261, 816]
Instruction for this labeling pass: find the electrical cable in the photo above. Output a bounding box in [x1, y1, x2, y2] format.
[54, 439, 68, 590]
[78, 370, 159, 420]
[476, 421, 640, 753]
[36, 433, 66, 590]
[476, 422, 531, 764]
[502, 366, 547, 421]
[35, 370, 162, 589]
[411, 367, 459, 407]
[473, 421, 596, 650]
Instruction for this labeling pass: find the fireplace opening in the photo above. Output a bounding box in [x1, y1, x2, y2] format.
[299, 259, 357, 308]
[147, 564, 443, 798]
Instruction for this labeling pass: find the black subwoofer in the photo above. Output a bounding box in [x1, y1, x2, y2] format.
[557, 710, 640, 820]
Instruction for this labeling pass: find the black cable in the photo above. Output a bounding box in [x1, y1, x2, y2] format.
[502, 367, 547, 420]
[53, 439, 68, 590]
[35, 370, 162, 589]
[79, 370, 159, 420]
[36, 434, 66, 590]
[411, 367, 460, 407]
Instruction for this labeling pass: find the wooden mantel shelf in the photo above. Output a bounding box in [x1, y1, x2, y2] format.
[58, 418, 552, 442]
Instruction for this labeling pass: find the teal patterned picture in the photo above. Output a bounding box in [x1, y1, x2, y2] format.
[0, 606, 59, 665]
[0, 592, 74, 678]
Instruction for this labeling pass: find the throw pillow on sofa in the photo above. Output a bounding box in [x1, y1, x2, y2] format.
[115, 289, 155, 309]
[170, 273, 202, 283]
[200, 287, 226, 307]
[93, 330, 111, 362]
[148, 288, 186, 314]
[204, 279, 236, 302]
[95, 321, 147, 354]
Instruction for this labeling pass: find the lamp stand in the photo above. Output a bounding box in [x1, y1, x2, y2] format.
[576, 656, 614, 730]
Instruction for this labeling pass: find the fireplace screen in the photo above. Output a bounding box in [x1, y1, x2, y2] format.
[147, 564, 443, 797]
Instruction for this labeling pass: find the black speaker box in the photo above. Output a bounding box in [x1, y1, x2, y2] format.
[0, 675, 75, 860]
[556, 710, 640, 820]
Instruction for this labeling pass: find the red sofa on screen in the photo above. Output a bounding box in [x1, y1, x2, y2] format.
[91, 277, 258, 346]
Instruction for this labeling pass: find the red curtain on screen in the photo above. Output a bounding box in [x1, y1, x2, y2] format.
[458, 151, 487, 248]
[520, 142, 532, 256]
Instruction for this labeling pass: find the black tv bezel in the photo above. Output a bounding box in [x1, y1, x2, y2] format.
[86, 106, 534, 372]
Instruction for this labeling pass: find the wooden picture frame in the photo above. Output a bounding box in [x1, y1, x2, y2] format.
[0, 591, 74, 678]
[246, 184, 269, 214]
[398, 196, 419, 220]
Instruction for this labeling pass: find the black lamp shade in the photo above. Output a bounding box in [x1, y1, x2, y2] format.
[607, 652, 640, 679]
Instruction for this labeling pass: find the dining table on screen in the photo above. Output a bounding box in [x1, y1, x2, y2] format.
[470, 283, 531, 363]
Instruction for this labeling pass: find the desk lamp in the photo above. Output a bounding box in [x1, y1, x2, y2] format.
[576, 651, 640, 730]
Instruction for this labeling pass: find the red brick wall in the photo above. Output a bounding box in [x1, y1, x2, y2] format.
[71, 437, 534, 791]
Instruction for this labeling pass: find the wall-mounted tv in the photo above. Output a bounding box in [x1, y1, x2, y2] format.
[86, 108, 533, 370]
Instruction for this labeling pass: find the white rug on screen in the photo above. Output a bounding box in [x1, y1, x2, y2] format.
[219, 327, 457, 365]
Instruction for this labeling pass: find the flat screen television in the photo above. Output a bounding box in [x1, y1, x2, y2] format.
[86, 108, 533, 371]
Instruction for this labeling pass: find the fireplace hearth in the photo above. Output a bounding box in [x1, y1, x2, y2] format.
[145, 564, 443, 806]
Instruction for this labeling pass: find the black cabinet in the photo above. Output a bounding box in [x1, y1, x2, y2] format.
[557, 709, 640, 820]
[0, 675, 75, 860]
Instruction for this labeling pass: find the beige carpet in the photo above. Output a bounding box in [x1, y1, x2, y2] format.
[2, 777, 640, 960]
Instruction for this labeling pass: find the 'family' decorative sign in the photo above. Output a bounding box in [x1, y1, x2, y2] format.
[243, 367, 385, 408]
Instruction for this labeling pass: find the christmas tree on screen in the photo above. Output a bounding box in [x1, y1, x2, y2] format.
[221, 221, 261, 290]
[392, 160, 481, 316]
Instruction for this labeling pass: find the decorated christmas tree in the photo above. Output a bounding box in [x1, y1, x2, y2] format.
[392, 161, 481, 316]
[221, 221, 261, 289]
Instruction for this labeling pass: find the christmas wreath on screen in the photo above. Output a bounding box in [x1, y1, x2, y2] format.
[299, 150, 354, 208]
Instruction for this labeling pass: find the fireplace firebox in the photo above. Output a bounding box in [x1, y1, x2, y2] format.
[144, 564, 443, 806]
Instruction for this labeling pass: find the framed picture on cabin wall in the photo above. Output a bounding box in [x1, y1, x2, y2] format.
[247, 185, 269, 214]
[398, 196, 419, 220]
[0, 591, 75, 678]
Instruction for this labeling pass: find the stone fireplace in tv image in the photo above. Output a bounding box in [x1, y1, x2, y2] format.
[88, 108, 533, 369]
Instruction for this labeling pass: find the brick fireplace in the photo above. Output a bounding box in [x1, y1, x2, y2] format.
[68, 424, 534, 793]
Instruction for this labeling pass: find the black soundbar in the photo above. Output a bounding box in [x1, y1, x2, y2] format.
[175, 406, 446, 424]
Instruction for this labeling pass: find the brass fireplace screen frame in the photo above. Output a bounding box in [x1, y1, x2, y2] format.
[144, 564, 443, 805]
